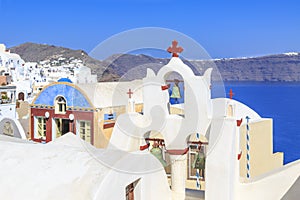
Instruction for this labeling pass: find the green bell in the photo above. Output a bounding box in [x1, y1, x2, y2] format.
[170, 85, 181, 99]
[150, 143, 167, 167]
[192, 151, 206, 170]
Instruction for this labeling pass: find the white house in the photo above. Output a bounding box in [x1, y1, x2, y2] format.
[72, 66, 97, 84]
[0, 44, 25, 82]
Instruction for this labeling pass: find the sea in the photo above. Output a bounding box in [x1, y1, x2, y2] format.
[169, 81, 300, 164]
[224, 82, 300, 164]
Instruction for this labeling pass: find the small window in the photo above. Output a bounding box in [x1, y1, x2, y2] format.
[103, 112, 116, 129]
[78, 120, 91, 143]
[55, 96, 67, 114]
[0, 92, 12, 104]
[105, 112, 116, 120]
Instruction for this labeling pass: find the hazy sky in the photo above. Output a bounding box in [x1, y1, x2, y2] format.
[1, 0, 299, 58]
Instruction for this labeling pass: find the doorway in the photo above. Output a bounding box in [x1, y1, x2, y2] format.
[54, 118, 70, 138]
[18, 92, 24, 101]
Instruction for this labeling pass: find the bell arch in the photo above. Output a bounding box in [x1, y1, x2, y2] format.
[142, 130, 171, 176]
[186, 132, 209, 183]
[164, 71, 185, 116]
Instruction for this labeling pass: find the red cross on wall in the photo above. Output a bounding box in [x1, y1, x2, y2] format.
[229, 89, 234, 100]
[127, 89, 133, 99]
[167, 40, 183, 57]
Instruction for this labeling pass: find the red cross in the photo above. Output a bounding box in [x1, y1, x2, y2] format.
[167, 40, 183, 57]
[229, 89, 234, 100]
[127, 88, 133, 98]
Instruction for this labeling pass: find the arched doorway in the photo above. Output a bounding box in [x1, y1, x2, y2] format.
[18, 92, 24, 101]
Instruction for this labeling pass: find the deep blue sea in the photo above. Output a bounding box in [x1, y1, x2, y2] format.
[225, 82, 300, 164]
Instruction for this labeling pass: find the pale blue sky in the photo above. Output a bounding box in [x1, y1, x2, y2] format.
[1, 0, 299, 58]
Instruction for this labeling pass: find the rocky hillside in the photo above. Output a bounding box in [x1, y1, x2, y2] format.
[9, 42, 107, 77]
[10, 43, 300, 82]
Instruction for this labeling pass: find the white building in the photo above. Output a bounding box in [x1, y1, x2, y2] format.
[72, 66, 97, 84]
[0, 44, 25, 82]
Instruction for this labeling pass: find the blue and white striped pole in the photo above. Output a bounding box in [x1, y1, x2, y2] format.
[245, 116, 251, 178]
[196, 132, 200, 189]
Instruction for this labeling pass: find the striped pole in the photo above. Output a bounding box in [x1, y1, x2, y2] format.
[245, 116, 251, 178]
[196, 132, 200, 189]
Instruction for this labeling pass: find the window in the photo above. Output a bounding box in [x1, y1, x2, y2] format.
[105, 112, 116, 120]
[78, 120, 91, 143]
[55, 96, 67, 114]
[103, 112, 116, 129]
[0, 92, 12, 104]
[35, 117, 46, 140]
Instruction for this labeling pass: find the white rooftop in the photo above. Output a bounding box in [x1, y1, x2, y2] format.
[77, 80, 144, 108]
[0, 133, 171, 199]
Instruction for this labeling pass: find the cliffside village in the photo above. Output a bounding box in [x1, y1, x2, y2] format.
[0, 42, 299, 200]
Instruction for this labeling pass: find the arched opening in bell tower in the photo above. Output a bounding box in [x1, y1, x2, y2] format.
[164, 71, 185, 117]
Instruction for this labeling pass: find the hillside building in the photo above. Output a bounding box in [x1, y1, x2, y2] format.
[30, 79, 143, 147]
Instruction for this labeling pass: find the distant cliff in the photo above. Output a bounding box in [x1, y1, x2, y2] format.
[212, 53, 300, 82]
[10, 43, 300, 82]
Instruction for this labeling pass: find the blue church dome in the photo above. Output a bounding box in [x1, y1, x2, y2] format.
[57, 78, 73, 83]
